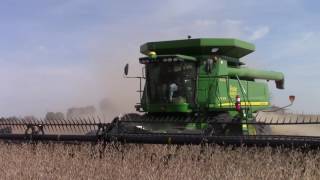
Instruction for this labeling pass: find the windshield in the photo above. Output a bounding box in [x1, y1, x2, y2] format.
[146, 62, 196, 104]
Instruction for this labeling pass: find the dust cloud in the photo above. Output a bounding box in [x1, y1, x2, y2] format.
[0, 35, 146, 121]
[84, 38, 145, 122]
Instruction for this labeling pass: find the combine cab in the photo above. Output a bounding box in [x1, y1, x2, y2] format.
[1, 38, 320, 147]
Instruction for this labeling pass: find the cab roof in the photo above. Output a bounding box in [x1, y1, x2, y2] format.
[140, 38, 255, 59]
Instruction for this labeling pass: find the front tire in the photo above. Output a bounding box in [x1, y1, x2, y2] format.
[254, 124, 272, 135]
[205, 113, 243, 136]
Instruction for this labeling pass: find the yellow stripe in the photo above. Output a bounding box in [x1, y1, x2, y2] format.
[209, 102, 269, 108]
[221, 102, 269, 106]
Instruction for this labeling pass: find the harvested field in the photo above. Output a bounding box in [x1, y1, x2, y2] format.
[0, 143, 320, 180]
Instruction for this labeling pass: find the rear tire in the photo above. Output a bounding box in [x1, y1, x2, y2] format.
[122, 113, 141, 121]
[119, 113, 148, 133]
[254, 124, 272, 135]
[206, 113, 242, 136]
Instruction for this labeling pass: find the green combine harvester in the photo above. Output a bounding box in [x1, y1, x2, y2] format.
[123, 38, 284, 136]
[1, 37, 320, 148]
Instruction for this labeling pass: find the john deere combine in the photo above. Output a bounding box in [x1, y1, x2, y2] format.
[1, 38, 320, 147]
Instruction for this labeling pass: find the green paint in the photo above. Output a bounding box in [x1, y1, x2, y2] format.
[137, 38, 284, 134]
[140, 38, 255, 58]
[144, 103, 192, 113]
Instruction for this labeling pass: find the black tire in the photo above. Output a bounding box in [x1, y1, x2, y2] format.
[118, 113, 148, 133]
[121, 113, 141, 121]
[254, 123, 272, 135]
[206, 113, 242, 136]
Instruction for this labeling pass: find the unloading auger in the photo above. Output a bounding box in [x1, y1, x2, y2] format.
[1, 38, 320, 148]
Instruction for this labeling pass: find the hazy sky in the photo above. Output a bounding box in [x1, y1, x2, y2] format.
[0, 0, 320, 118]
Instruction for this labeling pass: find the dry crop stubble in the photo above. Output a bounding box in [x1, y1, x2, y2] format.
[0, 143, 320, 180]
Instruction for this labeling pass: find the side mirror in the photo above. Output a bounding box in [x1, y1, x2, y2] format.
[124, 64, 129, 76]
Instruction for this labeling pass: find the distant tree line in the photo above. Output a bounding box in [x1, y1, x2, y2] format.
[44, 106, 97, 121]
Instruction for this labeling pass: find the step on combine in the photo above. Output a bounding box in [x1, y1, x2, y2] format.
[1, 38, 320, 148]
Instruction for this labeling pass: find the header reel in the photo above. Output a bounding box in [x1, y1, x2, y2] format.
[1, 111, 320, 148]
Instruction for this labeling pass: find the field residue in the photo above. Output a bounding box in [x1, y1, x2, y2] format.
[0, 143, 320, 180]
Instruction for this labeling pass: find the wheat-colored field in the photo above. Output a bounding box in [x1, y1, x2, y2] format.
[0, 143, 319, 180]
